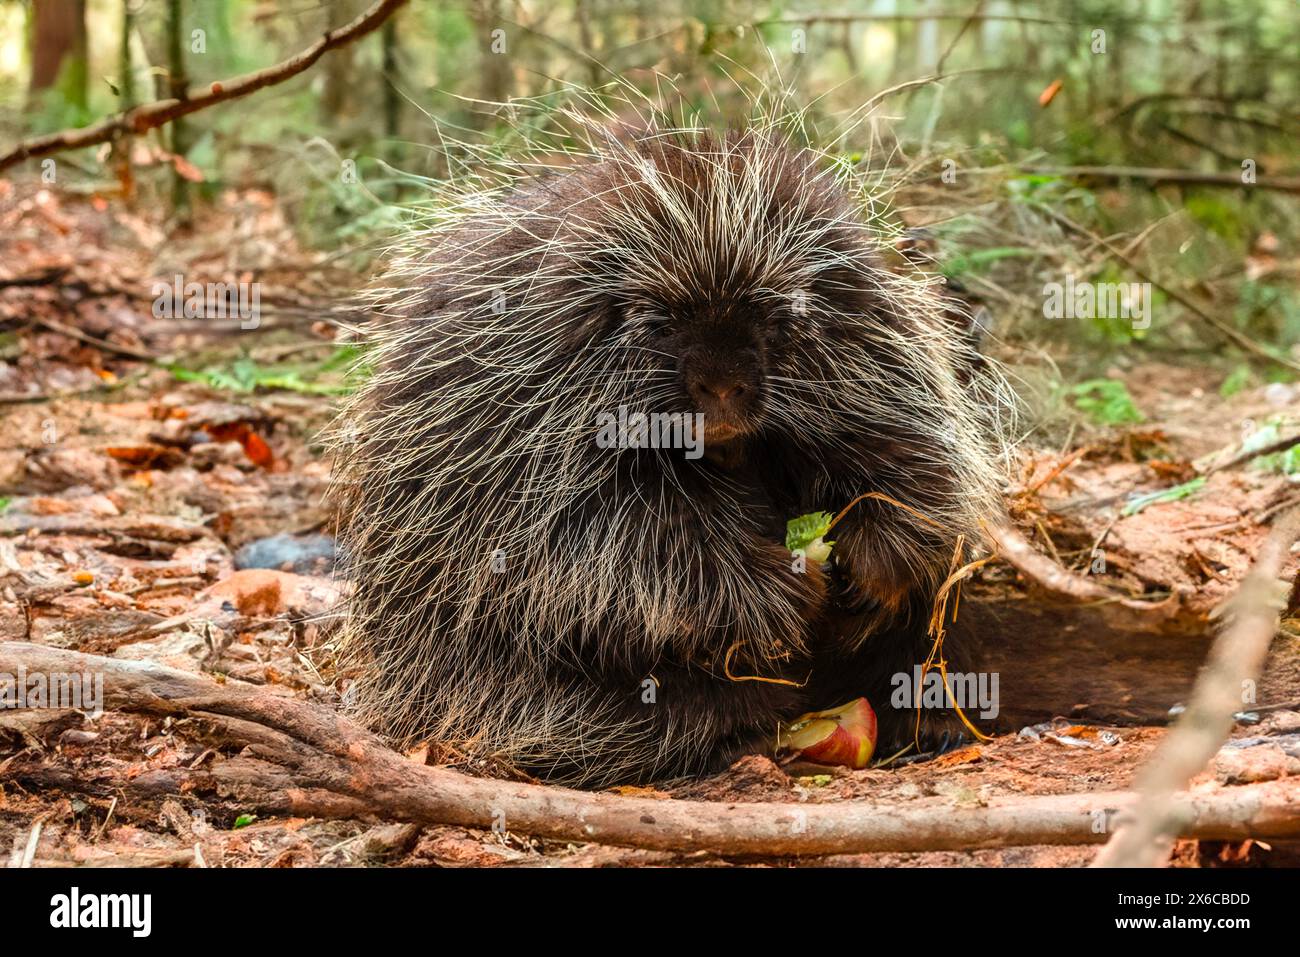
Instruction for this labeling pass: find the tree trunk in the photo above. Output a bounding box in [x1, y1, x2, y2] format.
[29, 0, 88, 111]
[469, 0, 510, 108]
[381, 15, 400, 143]
[110, 0, 137, 199]
[166, 0, 190, 216]
[320, 0, 356, 122]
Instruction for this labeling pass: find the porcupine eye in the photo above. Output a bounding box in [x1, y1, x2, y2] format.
[764, 302, 801, 346]
[630, 307, 671, 339]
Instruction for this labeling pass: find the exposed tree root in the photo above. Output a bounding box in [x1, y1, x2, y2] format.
[986, 522, 1179, 623]
[3, 643, 1300, 858]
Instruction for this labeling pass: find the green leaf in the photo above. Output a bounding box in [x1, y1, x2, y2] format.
[232, 814, 256, 829]
[1122, 477, 1206, 516]
[941, 246, 1038, 280]
[1068, 379, 1144, 426]
[163, 352, 360, 396]
[786, 511, 835, 560]
[1242, 421, 1282, 456]
[1279, 446, 1300, 477]
[1247, 422, 1300, 477]
[1219, 365, 1254, 398]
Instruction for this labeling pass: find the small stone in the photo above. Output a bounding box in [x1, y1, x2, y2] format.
[234, 532, 336, 574]
[1264, 382, 1294, 406]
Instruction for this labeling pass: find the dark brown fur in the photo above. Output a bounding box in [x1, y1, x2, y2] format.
[335, 131, 1007, 786]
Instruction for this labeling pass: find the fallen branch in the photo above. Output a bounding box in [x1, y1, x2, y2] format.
[1021, 164, 1300, 194]
[0, 0, 408, 173]
[1093, 507, 1300, 867]
[3, 643, 1299, 857]
[28, 315, 157, 361]
[1204, 432, 1300, 475]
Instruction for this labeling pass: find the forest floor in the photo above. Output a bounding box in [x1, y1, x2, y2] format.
[2, 183, 1299, 867]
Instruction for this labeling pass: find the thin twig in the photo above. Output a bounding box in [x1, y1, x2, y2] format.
[1205, 433, 1300, 475]
[1045, 209, 1300, 374]
[28, 315, 157, 361]
[20, 819, 43, 868]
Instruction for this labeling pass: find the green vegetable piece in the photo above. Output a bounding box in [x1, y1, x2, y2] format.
[786, 511, 835, 561]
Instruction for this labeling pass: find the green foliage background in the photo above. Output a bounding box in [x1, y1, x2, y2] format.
[3, 0, 1297, 410]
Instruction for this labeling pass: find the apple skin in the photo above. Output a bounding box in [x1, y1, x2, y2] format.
[777, 697, 878, 769]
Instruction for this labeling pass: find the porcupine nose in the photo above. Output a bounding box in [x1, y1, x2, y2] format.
[700, 379, 746, 403]
[687, 374, 749, 413]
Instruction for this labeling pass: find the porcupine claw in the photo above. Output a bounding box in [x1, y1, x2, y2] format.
[894, 728, 971, 765]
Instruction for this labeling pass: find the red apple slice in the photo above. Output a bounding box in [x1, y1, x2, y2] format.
[777, 697, 877, 769]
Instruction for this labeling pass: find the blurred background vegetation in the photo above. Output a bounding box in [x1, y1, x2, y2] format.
[1, 0, 1297, 413]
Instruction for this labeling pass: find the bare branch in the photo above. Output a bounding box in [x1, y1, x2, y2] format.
[0, 0, 409, 174]
[985, 522, 1178, 625]
[1045, 209, 1300, 375]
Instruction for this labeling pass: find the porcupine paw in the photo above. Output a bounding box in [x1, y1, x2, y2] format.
[826, 535, 917, 624]
[792, 546, 830, 621]
[876, 708, 974, 764]
[756, 540, 828, 627]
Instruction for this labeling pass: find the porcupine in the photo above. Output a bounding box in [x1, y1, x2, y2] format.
[331, 124, 1010, 788]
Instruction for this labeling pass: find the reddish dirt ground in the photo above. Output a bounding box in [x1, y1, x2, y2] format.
[2, 185, 1298, 867]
